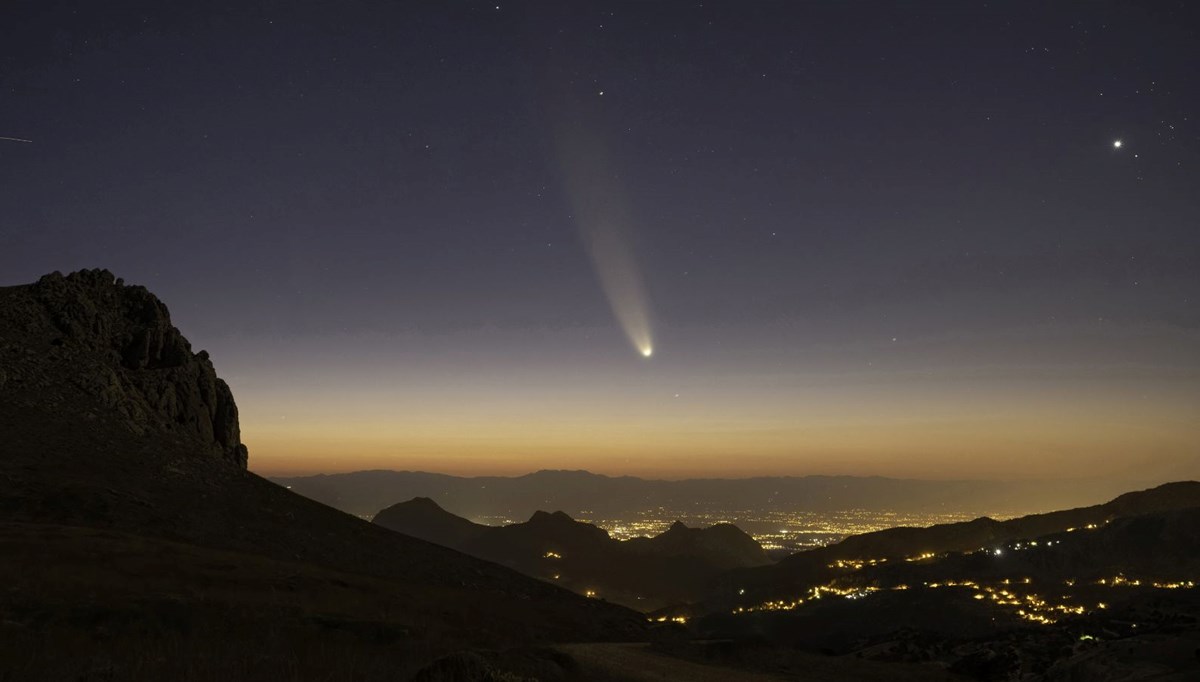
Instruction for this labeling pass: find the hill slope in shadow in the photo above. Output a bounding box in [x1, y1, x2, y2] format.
[707, 481, 1200, 610]
[0, 269, 644, 680]
[686, 485, 1200, 681]
[374, 497, 771, 610]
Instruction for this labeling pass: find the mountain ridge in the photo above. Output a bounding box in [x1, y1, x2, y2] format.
[704, 480, 1200, 611]
[374, 496, 772, 610]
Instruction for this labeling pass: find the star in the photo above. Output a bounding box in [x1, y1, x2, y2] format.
[1113, 139, 1123, 149]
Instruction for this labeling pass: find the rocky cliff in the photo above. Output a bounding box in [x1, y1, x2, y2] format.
[0, 268, 247, 467]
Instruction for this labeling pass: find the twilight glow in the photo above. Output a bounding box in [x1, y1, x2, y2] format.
[1, 3, 1197, 487]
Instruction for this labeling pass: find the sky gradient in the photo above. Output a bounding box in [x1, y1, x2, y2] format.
[3, 1, 1198, 480]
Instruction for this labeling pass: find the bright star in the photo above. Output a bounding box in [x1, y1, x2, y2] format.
[1113, 140, 1123, 149]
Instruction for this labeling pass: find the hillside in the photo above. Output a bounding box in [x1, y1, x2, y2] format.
[683, 487, 1200, 680]
[0, 270, 644, 680]
[371, 495, 490, 547]
[374, 497, 771, 610]
[707, 481, 1200, 609]
[810, 480, 1200, 565]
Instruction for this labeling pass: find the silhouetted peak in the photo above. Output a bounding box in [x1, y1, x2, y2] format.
[372, 497, 487, 550]
[375, 497, 460, 520]
[700, 522, 748, 536]
[528, 510, 576, 525]
[406, 497, 445, 511]
[3, 269, 247, 468]
[1105, 481, 1200, 515]
[638, 520, 772, 569]
[375, 497, 473, 524]
[965, 516, 1000, 526]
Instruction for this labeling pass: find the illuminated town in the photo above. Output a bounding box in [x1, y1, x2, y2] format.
[566, 508, 1019, 552]
[730, 518, 1199, 626]
[731, 570, 1198, 624]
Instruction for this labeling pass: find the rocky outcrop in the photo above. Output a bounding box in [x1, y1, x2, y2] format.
[2, 269, 247, 468]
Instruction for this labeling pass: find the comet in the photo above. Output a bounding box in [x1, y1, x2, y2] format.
[555, 123, 655, 359]
[577, 214, 655, 359]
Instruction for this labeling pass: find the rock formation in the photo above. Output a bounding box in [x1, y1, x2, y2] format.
[0, 268, 247, 467]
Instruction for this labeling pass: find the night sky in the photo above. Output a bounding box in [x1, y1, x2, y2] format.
[3, 1, 1198, 481]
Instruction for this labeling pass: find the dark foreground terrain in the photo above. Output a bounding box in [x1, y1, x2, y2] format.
[1, 271, 640, 680]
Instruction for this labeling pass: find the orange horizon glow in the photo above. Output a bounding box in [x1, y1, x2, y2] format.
[218, 322, 1200, 484]
[242, 391, 1199, 480]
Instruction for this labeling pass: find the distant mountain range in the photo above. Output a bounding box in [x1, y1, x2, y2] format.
[373, 497, 771, 610]
[273, 468, 1142, 520]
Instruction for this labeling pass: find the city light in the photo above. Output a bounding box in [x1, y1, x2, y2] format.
[732, 570, 1198, 625]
